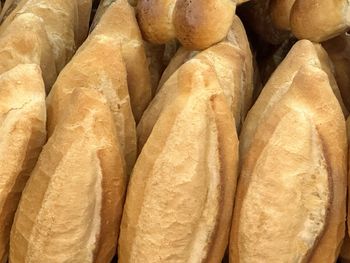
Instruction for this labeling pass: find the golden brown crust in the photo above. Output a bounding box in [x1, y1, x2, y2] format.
[232, 43, 347, 262]
[92, 0, 152, 122]
[173, 0, 236, 50]
[47, 34, 136, 175]
[10, 88, 126, 263]
[290, 0, 349, 42]
[137, 0, 236, 50]
[0, 64, 46, 263]
[137, 38, 252, 152]
[0, 0, 80, 72]
[0, 13, 57, 91]
[119, 59, 238, 262]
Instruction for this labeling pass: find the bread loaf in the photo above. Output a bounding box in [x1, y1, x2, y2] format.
[0, 0, 89, 71]
[118, 59, 238, 262]
[137, 0, 236, 50]
[323, 34, 350, 112]
[0, 13, 57, 91]
[10, 88, 127, 263]
[240, 40, 348, 160]
[0, 64, 46, 263]
[231, 43, 348, 263]
[47, 34, 136, 174]
[91, 0, 152, 122]
[290, 0, 350, 42]
[137, 16, 253, 151]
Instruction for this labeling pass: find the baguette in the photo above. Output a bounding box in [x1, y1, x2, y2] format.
[231, 48, 347, 263]
[137, 0, 236, 50]
[47, 34, 136, 174]
[0, 13, 57, 91]
[118, 59, 238, 262]
[137, 16, 253, 151]
[0, 0, 85, 71]
[240, 40, 348, 160]
[91, 0, 152, 122]
[137, 41, 251, 152]
[323, 34, 350, 112]
[0, 64, 46, 263]
[10, 88, 127, 263]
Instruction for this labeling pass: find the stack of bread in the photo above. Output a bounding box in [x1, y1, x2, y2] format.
[0, 0, 350, 262]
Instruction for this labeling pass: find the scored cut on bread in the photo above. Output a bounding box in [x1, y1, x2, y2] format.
[0, 64, 46, 263]
[137, 0, 237, 50]
[47, 34, 136, 175]
[118, 58, 238, 262]
[91, 0, 152, 122]
[137, 16, 253, 152]
[240, 40, 348, 161]
[10, 88, 127, 263]
[231, 42, 348, 263]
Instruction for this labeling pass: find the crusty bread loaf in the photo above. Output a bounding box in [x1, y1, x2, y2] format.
[270, 0, 295, 30]
[240, 40, 348, 160]
[290, 0, 350, 42]
[10, 88, 127, 263]
[0, 13, 57, 91]
[137, 46, 246, 150]
[118, 59, 238, 262]
[0, 0, 88, 71]
[323, 34, 350, 112]
[137, 0, 236, 50]
[0, 64, 46, 263]
[137, 17, 253, 151]
[91, 0, 152, 122]
[47, 34, 136, 175]
[231, 43, 348, 263]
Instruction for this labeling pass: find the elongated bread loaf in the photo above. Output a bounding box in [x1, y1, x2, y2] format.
[118, 59, 238, 262]
[10, 88, 127, 263]
[137, 16, 253, 151]
[240, 40, 347, 160]
[323, 34, 350, 112]
[137, 0, 236, 50]
[0, 13, 57, 91]
[231, 50, 347, 263]
[0, 0, 90, 71]
[0, 64, 46, 263]
[91, 0, 152, 122]
[47, 34, 136, 174]
[290, 0, 350, 42]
